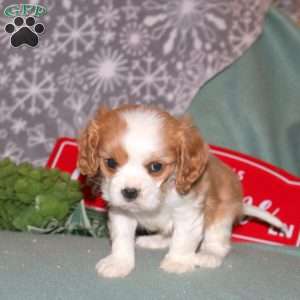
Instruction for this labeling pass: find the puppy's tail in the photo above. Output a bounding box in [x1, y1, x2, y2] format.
[243, 204, 287, 233]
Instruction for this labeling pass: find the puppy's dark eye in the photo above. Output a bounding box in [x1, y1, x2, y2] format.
[147, 162, 163, 173]
[106, 158, 118, 170]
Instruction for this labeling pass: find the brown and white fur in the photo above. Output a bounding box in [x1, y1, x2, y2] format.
[78, 105, 286, 278]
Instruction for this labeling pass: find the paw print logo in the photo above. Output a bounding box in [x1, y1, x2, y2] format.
[5, 16, 45, 47]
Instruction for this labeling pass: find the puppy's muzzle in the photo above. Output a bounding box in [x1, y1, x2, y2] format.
[121, 187, 140, 202]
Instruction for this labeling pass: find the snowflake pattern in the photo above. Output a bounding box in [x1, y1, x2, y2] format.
[0, 128, 7, 139]
[143, 0, 230, 55]
[57, 62, 87, 93]
[11, 118, 27, 135]
[229, 0, 267, 55]
[97, 0, 121, 29]
[27, 124, 52, 149]
[2, 142, 23, 163]
[100, 30, 116, 45]
[129, 54, 169, 102]
[7, 54, 23, 71]
[0, 69, 10, 90]
[122, 0, 140, 21]
[0, 100, 11, 123]
[0, 16, 10, 48]
[63, 90, 89, 113]
[120, 22, 150, 56]
[53, 6, 98, 59]
[63, 90, 90, 130]
[166, 53, 207, 114]
[0, 0, 273, 164]
[11, 65, 57, 116]
[33, 39, 57, 65]
[56, 118, 77, 138]
[86, 48, 128, 94]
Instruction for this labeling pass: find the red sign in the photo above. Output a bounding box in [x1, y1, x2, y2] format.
[210, 145, 300, 247]
[47, 138, 300, 247]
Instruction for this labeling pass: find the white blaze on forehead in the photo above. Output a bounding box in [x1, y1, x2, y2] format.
[121, 109, 163, 160]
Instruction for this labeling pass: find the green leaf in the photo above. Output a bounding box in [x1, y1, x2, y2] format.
[35, 195, 70, 221]
[68, 180, 81, 191]
[17, 193, 34, 204]
[18, 162, 33, 176]
[0, 159, 83, 232]
[54, 181, 68, 192]
[13, 208, 44, 231]
[29, 169, 43, 181]
[66, 190, 83, 203]
[60, 172, 71, 182]
[42, 178, 55, 191]
[0, 157, 12, 168]
[14, 178, 28, 194]
[0, 163, 17, 178]
[4, 187, 16, 200]
[28, 181, 43, 196]
[49, 168, 61, 179]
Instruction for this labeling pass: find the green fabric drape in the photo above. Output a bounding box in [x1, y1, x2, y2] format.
[189, 7, 300, 176]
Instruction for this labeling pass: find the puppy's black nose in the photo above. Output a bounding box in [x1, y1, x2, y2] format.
[121, 188, 139, 201]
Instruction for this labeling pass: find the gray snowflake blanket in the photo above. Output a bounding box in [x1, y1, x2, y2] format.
[0, 0, 272, 164]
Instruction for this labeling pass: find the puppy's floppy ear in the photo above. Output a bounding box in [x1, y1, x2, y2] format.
[77, 107, 108, 176]
[175, 117, 209, 195]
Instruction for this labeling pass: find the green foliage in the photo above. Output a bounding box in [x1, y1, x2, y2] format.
[0, 158, 83, 232]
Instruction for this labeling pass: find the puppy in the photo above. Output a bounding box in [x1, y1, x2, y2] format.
[78, 105, 285, 278]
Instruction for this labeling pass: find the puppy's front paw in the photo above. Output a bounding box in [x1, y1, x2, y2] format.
[160, 255, 197, 274]
[195, 252, 223, 268]
[95, 255, 134, 278]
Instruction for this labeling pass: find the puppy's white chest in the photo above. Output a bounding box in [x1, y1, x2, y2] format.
[136, 206, 173, 234]
[135, 188, 187, 234]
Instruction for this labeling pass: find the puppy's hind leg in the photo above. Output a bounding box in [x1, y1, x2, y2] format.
[196, 218, 233, 268]
[136, 234, 170, 249]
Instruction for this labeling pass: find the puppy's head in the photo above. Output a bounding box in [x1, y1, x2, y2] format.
[78, 105, 208, 213]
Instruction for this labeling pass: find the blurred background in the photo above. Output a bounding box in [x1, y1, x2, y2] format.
[0, 0, 299, 175]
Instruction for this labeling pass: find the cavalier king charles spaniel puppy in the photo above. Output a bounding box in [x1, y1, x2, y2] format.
[78, 105, 285, 278]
